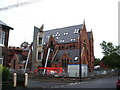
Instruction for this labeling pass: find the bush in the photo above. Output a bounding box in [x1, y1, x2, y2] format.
[2, 66, 10, 82]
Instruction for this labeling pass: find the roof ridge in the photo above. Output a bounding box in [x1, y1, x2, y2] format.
[45, 24, 83, 32]
[0, 20, 8, 26]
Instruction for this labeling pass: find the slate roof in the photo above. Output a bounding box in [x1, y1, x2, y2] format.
[22, 47, 30, 51]
[44, 24, 83, 44]
[0, 20, 13, 30]
[0, 20, 8, 26]
[54, 49, 80, 63]
[16, 54, 27, 64]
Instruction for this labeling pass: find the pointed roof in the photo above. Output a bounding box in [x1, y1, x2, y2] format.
[54, 49, 80, 63]
[82, 19, 86, 30]
[39, 24, 44, 32]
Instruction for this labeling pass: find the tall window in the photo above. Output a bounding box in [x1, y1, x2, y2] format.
[83, 39, 86, 49]
[0, 58, 3, 65]
[0, 31, 5, 45]
[62, 59, 65, 67]
[62, 59, 69, 67]
[50, 41, 54, 50]
[38, 52, 41, 60]
[38, 37, 42, 45]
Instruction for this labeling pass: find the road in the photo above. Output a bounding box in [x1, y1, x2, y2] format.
[27, 76, 118, 89]
[3, 76, 118, 90]
[52, 76, 118, 88]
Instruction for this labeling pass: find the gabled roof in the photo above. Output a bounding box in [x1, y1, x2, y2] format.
[44, 24, 83, 44]
[54, 49, 80, 63]
[0, 20, 13, 30]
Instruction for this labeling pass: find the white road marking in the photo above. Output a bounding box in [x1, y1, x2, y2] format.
[51, 81, 88, 88]
[60, 85, 64, 87]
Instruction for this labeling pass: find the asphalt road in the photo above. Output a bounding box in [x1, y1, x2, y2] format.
[52, 76, 118, 88]
[2, 76, 118, 90]
[27, 76, 118, 88]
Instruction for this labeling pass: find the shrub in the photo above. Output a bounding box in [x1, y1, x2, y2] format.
[2, 66, 10, 82]
[0, 64, 2, 81]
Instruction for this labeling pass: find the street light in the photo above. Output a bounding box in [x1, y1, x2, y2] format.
[79, 29, 82, 82]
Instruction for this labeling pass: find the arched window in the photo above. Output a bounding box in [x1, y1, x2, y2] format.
[70, 45, 72, 49]
[83, 39, 86, 49]
[50, 41, 54, 49]
[62, 46, 64, 49]
[62, 59, 69, 67]
[62, 59, 65, 67]
[73, 44, 76, 49]
[38, 37, 42, 45]
[59, 46, 61, 50]
[20, 66, 22, 69]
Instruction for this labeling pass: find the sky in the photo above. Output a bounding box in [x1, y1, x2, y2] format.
[0, 0, 119, 59]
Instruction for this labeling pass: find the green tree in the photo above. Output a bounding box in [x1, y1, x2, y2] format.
[94, 58, 101, 66]
[102, 53, 120, 69]
[100, 41, 120, 56]
[100, 41, 120, 69]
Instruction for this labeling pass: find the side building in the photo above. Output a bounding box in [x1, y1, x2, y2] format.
[7, 42, 32, 70]
[0, 20, 13, 66]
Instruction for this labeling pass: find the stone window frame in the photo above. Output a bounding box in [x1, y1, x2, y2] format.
[36, 50, 42, 61]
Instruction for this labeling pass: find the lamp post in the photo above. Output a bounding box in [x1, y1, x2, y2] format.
[79, 29, 82, 82]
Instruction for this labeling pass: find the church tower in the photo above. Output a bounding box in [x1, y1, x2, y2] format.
[32, 24, 44, 70]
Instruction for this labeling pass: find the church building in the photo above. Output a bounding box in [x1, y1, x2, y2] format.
[32, 21, 94, 73]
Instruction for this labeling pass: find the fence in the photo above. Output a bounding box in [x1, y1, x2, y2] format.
[88, 68, 118, 79]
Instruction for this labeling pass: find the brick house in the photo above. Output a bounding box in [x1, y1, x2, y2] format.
[0, 20, 13, 66]
[32, 21, 94, 72]
[8, 42, 32, 70]
[10, 54, 27, 70]
[6, 46, 22, 68]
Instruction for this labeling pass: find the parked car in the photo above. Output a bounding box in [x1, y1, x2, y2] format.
[116, 77, 120, 89]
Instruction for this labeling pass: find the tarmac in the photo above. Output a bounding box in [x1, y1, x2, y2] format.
[2, 74, 118, 90]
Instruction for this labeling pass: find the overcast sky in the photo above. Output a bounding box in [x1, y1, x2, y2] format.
[0, 0, 119, 59]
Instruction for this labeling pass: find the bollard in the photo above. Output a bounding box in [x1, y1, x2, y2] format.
[13, 73, 17, 87]
[24, 73, 28, 87]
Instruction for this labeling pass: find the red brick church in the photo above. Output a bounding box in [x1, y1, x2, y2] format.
[32, 21, 94, 72]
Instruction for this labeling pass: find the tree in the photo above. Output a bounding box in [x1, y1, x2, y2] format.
[100, 41, 120, 56]
[100, 41, 120, 69]
[102, 53, 120, 69]
[94, 58, 100, 66]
